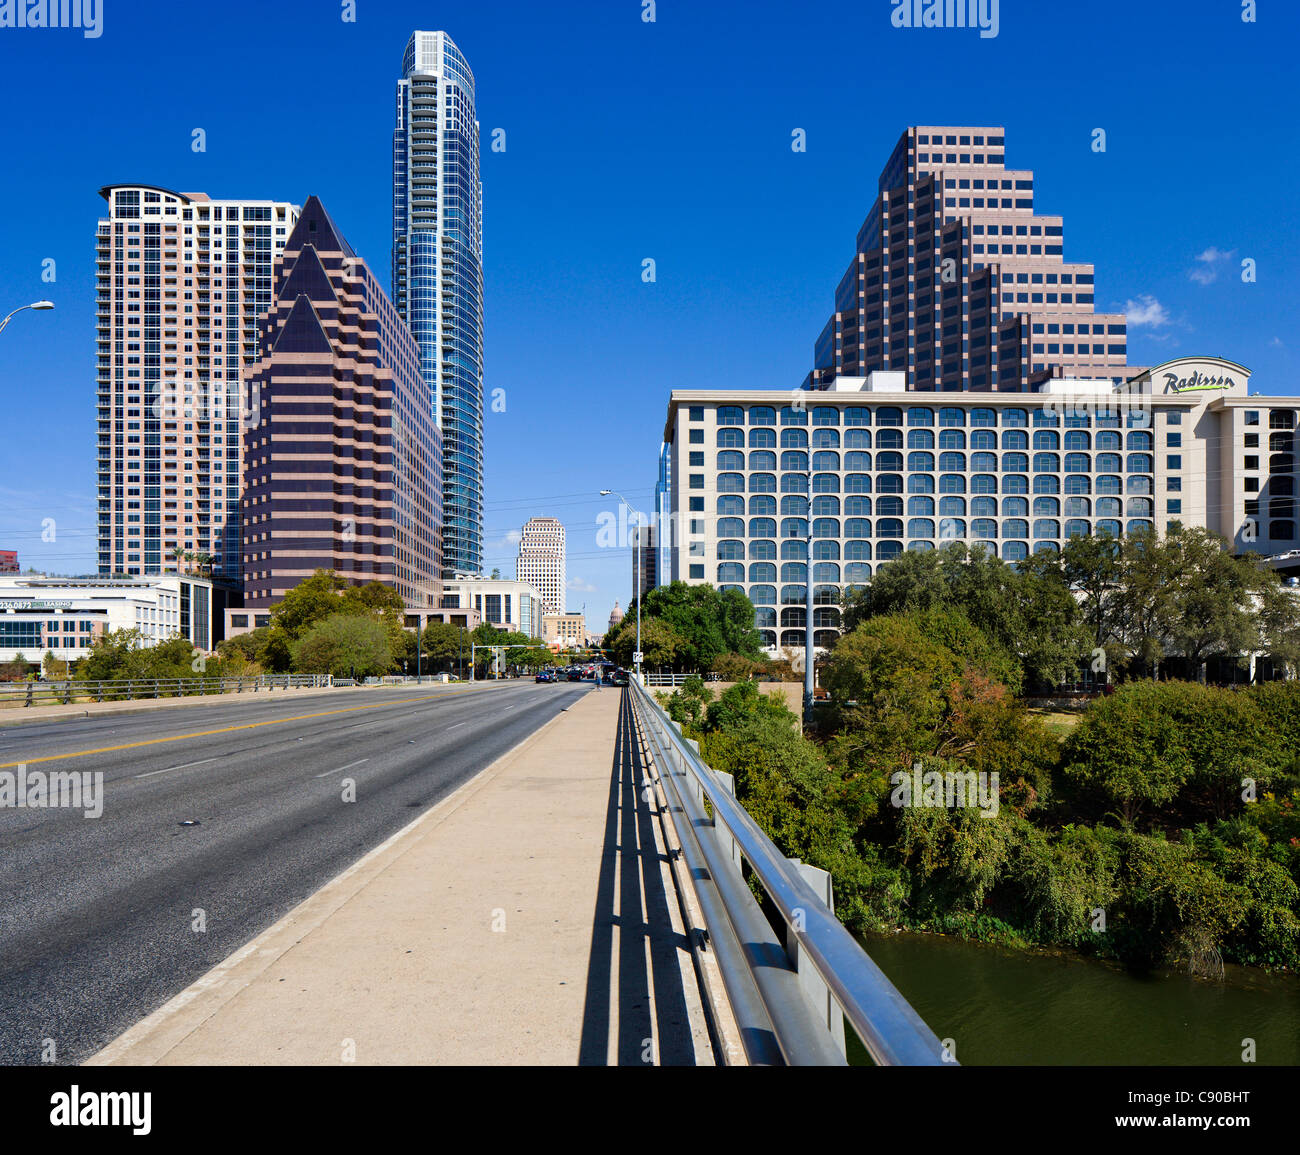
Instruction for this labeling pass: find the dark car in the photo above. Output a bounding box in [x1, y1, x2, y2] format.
[612, 669, 630, 686]
[535, 670, 554, 683]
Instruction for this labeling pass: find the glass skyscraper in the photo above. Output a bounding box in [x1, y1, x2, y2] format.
[392, 30, 485, 577]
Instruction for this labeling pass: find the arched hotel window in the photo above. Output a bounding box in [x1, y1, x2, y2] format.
[749, 406, 776, 426]
[717, 494, 744, 516]
[717, 428, 744, 448]
[780, 405, 807, 426]
[780, 428, 808, 449]
[749, 427, 777, 449]
[718, 405, 744, 426]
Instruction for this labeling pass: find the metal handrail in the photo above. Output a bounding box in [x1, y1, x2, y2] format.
[629, 676, 951, 1067]
[0, 674, 334, 706]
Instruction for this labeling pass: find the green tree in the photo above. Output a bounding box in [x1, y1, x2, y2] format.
[1061, 682, 1200, 828]
[1160, 527, 1265, 682]
[607, 615, 688, 668]
[616, 582, 762, 671]
[291, 614, 394, 678]
[420, 621, 466, 670]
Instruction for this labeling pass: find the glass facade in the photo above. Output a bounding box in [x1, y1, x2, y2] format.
[393, 31, 485, 577]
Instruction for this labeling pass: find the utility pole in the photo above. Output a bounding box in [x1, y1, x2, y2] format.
[600, 489, 643, 681]
[803, 467, 815, 723]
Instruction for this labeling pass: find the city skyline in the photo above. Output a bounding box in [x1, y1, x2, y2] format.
[1, 1, 1297, 635]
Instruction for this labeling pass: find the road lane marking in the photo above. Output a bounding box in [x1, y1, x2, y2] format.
[446, 722, 466, 730]
[0, 689, 509, 769]
[314, 759, 369, 779]
[135, 757, 218, 779]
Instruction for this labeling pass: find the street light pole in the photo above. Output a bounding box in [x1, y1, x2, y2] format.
[0, 300, 55, 338]
[805, 474, 816, 723]
[600, 489, 643, 681]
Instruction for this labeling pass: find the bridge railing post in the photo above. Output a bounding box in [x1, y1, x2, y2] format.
[786, 860, 847, 1059]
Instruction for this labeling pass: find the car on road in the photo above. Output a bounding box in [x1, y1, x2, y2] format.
[612, 669, 630, 686]
[535, 670, 555, 683]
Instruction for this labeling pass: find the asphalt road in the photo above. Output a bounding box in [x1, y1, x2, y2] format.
[0, 679, 590, 1065]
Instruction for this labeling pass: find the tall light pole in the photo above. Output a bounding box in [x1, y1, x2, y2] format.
[804, 471, 816, 723]
[0, 300, 54, 337]
[601, 489, 642, 680]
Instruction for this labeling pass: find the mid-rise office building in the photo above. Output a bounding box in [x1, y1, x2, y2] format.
[662, 357, 1298, 654]
[393, 30, 485, 577]
[804, 126, 1129, 393]
[516, 516, 566, 614]
[431, 575, 544, 638]
[542, 611, 586, 649]
[241, 196, 442, 611]
[0, 574, 216, 662]
[95, 185, 299, 580]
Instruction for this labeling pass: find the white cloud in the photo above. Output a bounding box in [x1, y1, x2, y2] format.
[1270, 336, 1285, 348]
[1124, 294, 1171, 328]
[1189, 246, 1235, 285]
[567, 576, 598, 593]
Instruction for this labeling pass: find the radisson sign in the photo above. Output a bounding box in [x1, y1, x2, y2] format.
[1163, 369, 1237, 394]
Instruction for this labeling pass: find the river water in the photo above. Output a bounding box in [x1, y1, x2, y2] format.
[849, 930, 1300, 1066]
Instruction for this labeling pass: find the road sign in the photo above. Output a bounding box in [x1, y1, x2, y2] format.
[633, 652, 644, 664]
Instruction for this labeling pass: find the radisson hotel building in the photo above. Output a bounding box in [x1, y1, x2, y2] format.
[658, 127, 1299, 655]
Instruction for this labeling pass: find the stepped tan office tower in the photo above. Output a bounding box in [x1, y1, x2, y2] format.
[241, 197, 442, 610]
[516, 516, 566, 615]
[96, 187, 299, 579]
[662, 359, 1299, 655]
[805, 126, 1129, 393]
[393, 30, 485, 577]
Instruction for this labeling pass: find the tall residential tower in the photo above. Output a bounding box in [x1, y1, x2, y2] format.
[96, 186, 299, 579]
[392, 30, 485, 577]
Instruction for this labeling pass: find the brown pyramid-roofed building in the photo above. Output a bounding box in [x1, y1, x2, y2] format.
[241, 196, 442, 610]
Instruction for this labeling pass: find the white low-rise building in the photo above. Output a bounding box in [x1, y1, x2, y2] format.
[0, 574, 216, 663]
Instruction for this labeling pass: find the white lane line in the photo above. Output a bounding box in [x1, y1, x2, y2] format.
[135, 757, 218, 780]
[446, 722, 466, 730]
[314, 758, 369, 779]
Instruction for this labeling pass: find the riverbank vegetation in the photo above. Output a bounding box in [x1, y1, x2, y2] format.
[659, 534, 1300, 975]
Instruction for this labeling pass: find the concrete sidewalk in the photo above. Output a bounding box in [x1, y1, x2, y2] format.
[88, 687, 715, 1066]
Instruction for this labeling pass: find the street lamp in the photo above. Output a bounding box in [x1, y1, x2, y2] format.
[0, 300, 54, 337]
[601, 489, 643, 680]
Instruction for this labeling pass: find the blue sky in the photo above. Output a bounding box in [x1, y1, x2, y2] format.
[0, 0, 1296, 634]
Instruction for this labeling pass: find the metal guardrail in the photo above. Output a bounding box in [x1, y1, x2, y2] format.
[628, 675, 950, 1067]
[0, 674, 333, 707]
[640, 672, 722, 687]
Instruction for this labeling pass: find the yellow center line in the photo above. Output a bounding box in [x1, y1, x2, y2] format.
[0, 684, 499, 769]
